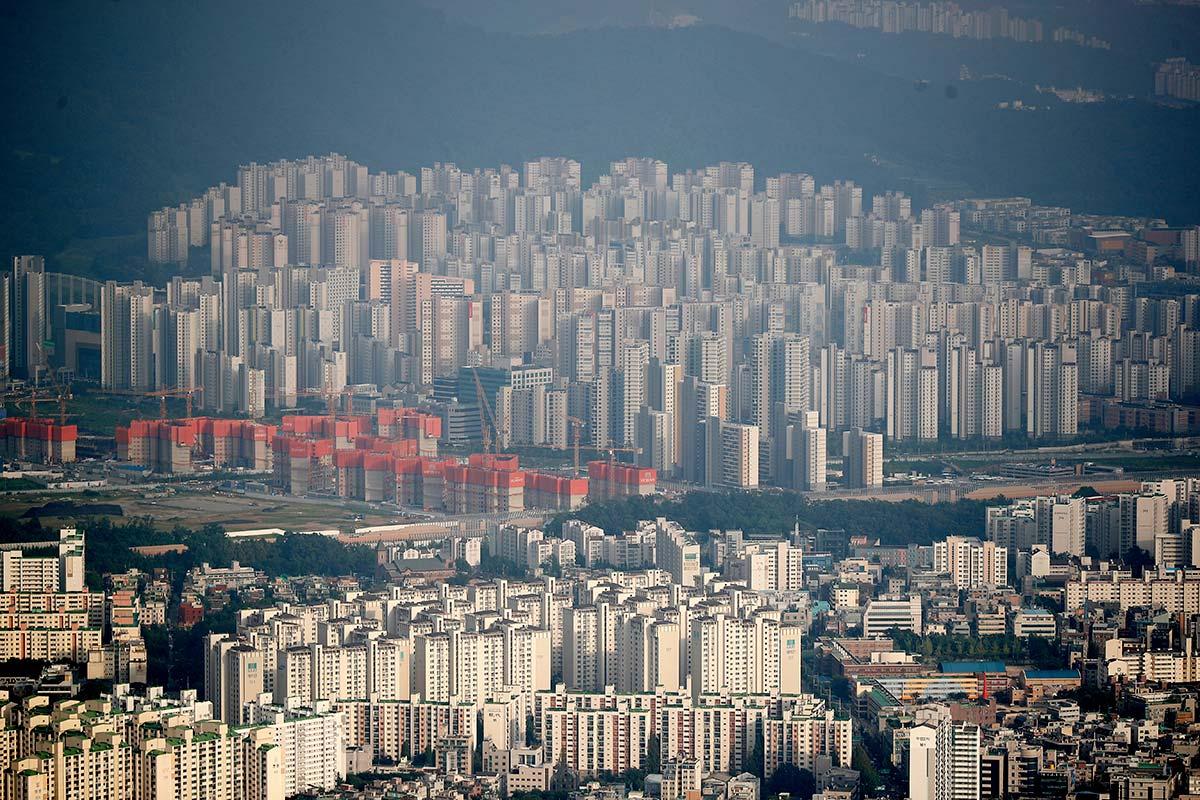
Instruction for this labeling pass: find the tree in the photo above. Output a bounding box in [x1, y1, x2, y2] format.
[888, 630, 1064, 670]
[1066, 685, 1115, 713]
[512, 793, 572, 800]
[1125, 546, 1154, 577]
[526, 713, 540, 747]
[1031, 594, 1062, 614]
[644, 733, 661, 774]
[767, 764, 815, 800]
[551, 492, 1000, 550]
[748, 727, 766, 778]
[853, 746, 882, 791]
[469, 544, 530, 579]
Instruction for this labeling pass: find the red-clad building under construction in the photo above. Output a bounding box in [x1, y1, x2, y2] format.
[0, 418, 78, 464]
[526, 471, 589, 512]
[115, 407, 440, 489]
[273, 410, 443, 497]
[117, 418, 274, 474]
[376, 407, 442, 440]
[113, 407, 637, 511]
[440, 454, 588, 513]
[586, 460, 657, 501]
[334, 451, 587, 512]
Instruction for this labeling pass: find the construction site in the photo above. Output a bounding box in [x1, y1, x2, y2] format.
[0, 385, 79, 465]
[2, 365, 658, 523]
[105, 374, 656, 514]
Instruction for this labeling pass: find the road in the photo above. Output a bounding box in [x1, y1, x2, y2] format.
[662, 466, 1200, 504]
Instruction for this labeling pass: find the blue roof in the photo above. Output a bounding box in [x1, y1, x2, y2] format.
[1024, 669, 1079, 680]
[940, 661, 1006, 674]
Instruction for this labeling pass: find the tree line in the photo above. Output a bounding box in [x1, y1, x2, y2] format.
[552, 491, 999, 547]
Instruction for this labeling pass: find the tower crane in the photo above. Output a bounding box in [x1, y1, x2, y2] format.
[95, 387, 204, 419]
[8, 385, 74, 425]
[471, 369, 507, 455]
[292, 384, 352, 421]
[567, 416, 585, 477]
[565, 415, 641, 481]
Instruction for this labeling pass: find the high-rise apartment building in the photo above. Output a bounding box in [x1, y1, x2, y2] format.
[790, 411, 827, 491]
[1038, 495, 1087, 557]
[842, 427, 883, 489]
[707, 419, 759, 488]
[933, 536, 1008, 588]
[935, 721, 982, 800]
[655, 519, 701, 588]
[12, 255, 47, 381]
[1025, 341, 1078, 438]
[909, 721, 982, 800]
[101, 280, 155, 390]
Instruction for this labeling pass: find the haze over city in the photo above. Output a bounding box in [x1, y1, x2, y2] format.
[1, 2, 1200, 800]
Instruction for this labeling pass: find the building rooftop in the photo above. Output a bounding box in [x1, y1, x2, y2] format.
[940, 661, 1007, 674]
[1024, 669, 1080, 680]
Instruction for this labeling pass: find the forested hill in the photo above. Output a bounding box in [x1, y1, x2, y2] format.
[551, 491, 999, 548]
[3, 0, 1199, 278]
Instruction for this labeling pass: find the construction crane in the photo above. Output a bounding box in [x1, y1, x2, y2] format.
[564, 419, 648, 474]
[155, 388, 203, 420]
[577, 443, 643, 498]
[292, 385, 348, 421]
[142, 388, 203, 420]
[601, 444, 642, 470]
[565, 415, 642, 479]
[567, 416, 586, 477]
[98, 387, 204, 420]
[8, 386, 74, 425]
[598, 444, 644, 499]
[471, 369, 505, 456]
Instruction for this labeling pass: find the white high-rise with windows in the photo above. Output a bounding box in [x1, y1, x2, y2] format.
[793, 411, 827, 491]
[843, 427, 883, 489]
[910, 721, 981, 800]
[1039, 495, 1087, 557]
[932, 536, 1008, 588]
[863, 596, 922, 637]
[909, 724, 937, 800]
[934, 721, 981, 800]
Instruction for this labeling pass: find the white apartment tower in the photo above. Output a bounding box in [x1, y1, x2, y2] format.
[932, 537, 1008, 588]
[791, 411, 827, 491]
[934, 721, 982, 800]
[101, 280, 156, 391]
[842, 427, 883, 489]
[1025, 341, 1078, 438]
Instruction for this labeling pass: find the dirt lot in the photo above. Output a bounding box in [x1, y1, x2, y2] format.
[963, 478, 1142, 500]
[0, 487, 399, 532]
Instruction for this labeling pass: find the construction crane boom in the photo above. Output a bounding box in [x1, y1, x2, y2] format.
[562, 417, 642, 483]
[292, 383, 350, 421]
[6, 386, 74, 425]
[600, 444, 643, 499]
[472, 369, 504, 455]
[566, 416, 585, 477]
[96, 387, 203, 420]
